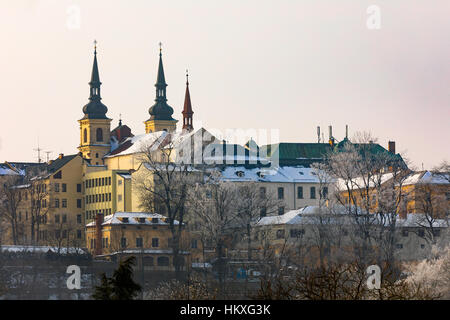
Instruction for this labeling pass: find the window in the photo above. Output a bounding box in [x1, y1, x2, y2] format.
[420, 244, 425, 249]
[83, 128, 87, 143]
[62, 230, 67, 239]
[120, 237, 127, 248]
[152, 218, 159, 224]
[102, 194, 105, 202]
[77, 230, 82, 239]
[118, 194, 122, 202]
[402, 230, 408, 237]
[62, 214, 67, 223]
[152, 238, 159, 247]
[55, 230, 61, 239]
[297, 186, 303, 199]
[143, 257, 154, 266]
[278, 206, 284, 215]
[433, 229, 441, 237]
[103, 238, 109, 248]
[55, 214, 60, 223]
[157, 256, 169, 266]
[418, 229, 425, 237]
[62, 183, 67, 192]
[118, 180, 122, 186]
[310, 187, 316, 199]
[95, 194, 98, 202]
[139, 218, 146, 223]
[276, 229, 285, 239]
[77, 199, 82, 208]
[191, 239, 198, 249]
[108, 193, 111, 201]
[260, 207, 267, 218]
[290, 229, 305, 238]
[96, 128, 103, 142]
[321, 187, 328, 199]
[42, 199, 47, 208]
[122, 217, 129, 223]
[259, 187, 266, 198]
[102, 177, 105, 186]
[136, 238, 143, 248]
[77, 214, 82, 224]
[108, 177, 111, 185]
[54, 183, 60, 192]
[62, 199, 67, 208]
[77, 184, 81, 192]
[277, 187, 284, 199]
[396, 243, 403, 249]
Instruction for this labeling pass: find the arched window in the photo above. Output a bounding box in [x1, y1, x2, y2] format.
[83, 128, 87, 143]
[157, 256, 169, 266]
[96, 128, 103, 142]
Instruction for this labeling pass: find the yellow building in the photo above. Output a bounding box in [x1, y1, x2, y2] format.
[85, 212, 201, 270]
[11, 154, 86, 247]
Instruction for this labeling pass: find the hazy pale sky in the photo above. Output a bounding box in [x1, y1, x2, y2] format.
[0, 0, 449, 169]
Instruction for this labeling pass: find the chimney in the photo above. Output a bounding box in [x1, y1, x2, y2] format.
[328, 125, 335, 146]
[317, 126, 321, 143]
[388, 141, 396, 154]
[58, 153, 64, 159]
[95, 212, 104, 256]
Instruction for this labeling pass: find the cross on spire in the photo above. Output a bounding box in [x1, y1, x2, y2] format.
[159, 42, 162, 55]
[186, 69, 189, 85]
[94, 39, 97, 54]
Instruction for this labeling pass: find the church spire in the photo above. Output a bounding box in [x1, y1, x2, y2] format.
[82, 40, 108, 119]
[147, 43, 175, 122]
[89, 40, 101, 101]
[182, 69, 194, 132]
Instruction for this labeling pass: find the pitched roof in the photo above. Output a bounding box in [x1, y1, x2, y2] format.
[46, 154, 78, 173]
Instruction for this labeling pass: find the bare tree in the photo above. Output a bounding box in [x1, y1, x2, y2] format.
[322, 132, 411, 266]
[186, 172, 239, 296]
[234, 182, 281, 261]
[134, 136, 199, 279]
[0, 175, 25, 245]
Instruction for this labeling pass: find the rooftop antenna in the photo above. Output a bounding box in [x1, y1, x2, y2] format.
[119, 113, 122, 126]
[317, 126, 321, 143]
[34, 137, 42, 163]
[45, 151, 52, 162]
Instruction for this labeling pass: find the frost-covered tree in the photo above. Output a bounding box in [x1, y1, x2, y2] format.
[403, 245, 450, 299]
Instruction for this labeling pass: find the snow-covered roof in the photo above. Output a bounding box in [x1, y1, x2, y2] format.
[256, 207, 449, 229]
[86, 212, 179, 227]
[0, 245, 87, 255]
[105, 131, 168, 158]
[402, 171, 449, 186]
[396, 213, 449, 228]
[96, 249, 190, 257]
[217, 166, 327, 183]
[336, 172, 395, 191]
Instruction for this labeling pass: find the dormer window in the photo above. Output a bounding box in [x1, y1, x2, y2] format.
[122, 217, 129, 223]
[298, 172, 304, 175]
[235, 171, 245, 177]
[138, 218, 146, 223]
[257, 171, 265, 178]
[152, 218, 159, 224]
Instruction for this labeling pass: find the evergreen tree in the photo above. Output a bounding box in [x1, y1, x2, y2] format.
[92, 256, 142, 300]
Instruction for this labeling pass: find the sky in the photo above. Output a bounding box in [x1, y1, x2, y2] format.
[0, 0, 449, 169]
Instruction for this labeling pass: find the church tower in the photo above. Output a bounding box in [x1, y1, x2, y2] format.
[145, 45, 178, 133]
[182, 70, 194, 133]
[78, 42, 112, 164]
